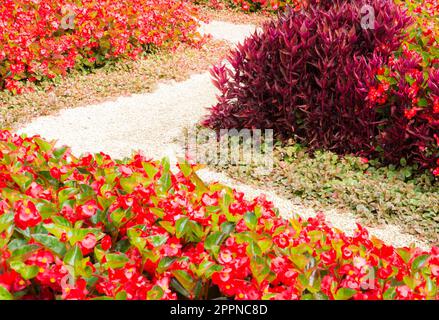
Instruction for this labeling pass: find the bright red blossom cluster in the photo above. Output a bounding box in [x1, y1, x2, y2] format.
[0, 130, 437, 300]
[369, 0, 439, 175]
[0, 0, 202, 94]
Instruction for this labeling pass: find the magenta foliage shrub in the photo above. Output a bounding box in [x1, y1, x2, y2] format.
[203, 0, 411, 157]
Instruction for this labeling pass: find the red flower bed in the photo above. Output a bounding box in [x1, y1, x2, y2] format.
[368, 0, 439, 175]
[0, 0, 202, 94]
[0, 130, 437, 300]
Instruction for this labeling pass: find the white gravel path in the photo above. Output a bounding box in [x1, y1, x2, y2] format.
[199, 21, 258, 44]
[16, 20, 431, 250]
[19, 72, 216, 160]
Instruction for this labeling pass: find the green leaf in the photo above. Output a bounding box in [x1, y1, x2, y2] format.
[396, 248, 411, 264]
[114, 239, 131, 253]
[170, 278, 191, 298]
[10, 261, 39, 280]
[33, 234, 67, 257]
[179, 161, 192, 178]
[247, 240, 262, 257]
[115, 291, 127, 300]
[313, 292, 329, 300]
[157, 257, 176, 274]
[37, 171, 60, 187]
[250, 256, 271, 285]
[262, 293, 277, 300]
[150, 208, 164, 219]
[425, 277, 437, 298]
[119, 174, 141, 193]
[301, 293, 314, 300]
[34, 137, 52, 152]
[171, 270, 196, 293]
[159, 172, 172, 193]
[189, 172, 208, 195]
[97, 196, 115, 212]
[90, 296, 114, 301]
[403, 276, 416, 290]
[53, 146, 68, 159]
[204, 232, 223, 256]
[195, 260, 222, 278]
[411, 254, 429, 271]
[7, 239, 27, 251]
[147, 285, 164, 300]
[58, 188, 78, 205]
[298, 273, 309, 287]
[334, 288, 357, 300]
[10, 244, 40, 260]
[257, 238, 272, 254]
[161, 157, 171, 173]
[35, 201, 57, 219]
[0, 213, 14, 233]
[0, 286, 13, 300]
[405, 74, 415, 85]
[244, 211, 257, 230]
[127, 227, 147, 251]
[383, 287, 396, 300]
[11, 173, 32, 191]
[220, 221, 235, 235]
[186, 221, 204, 242]
[175, 217, 189, 239]
[289, 253, 309, 271]
[105, 253, 129, 269]
[44, 223, 68, 240]
[94, 243, 105, 262]
[110, 208, 130, 227]
[193, 279, 203, 299]
[69, 228, 103, 246]
[204, 264, 222, 279]
[158, 221, 175, 235]
[52, 216, 72, 228]
[148, 234, 168, 247]
[64, 245, 83, 267]
[417, 98, 428, 107]
[142, 162, 159, 179]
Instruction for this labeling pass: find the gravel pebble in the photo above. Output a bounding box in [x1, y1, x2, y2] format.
[199, 20, 258, 45]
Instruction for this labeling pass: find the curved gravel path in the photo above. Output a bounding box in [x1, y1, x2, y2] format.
[19, 73, 215, 160]
[17, 20, 430, 250]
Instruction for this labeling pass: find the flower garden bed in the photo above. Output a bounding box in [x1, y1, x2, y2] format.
[0, 0, 437, 302]
[0, 131, 437, 300]
[193, 133, 439, 244]
[0, 38, 230, 129]
[0, 0, 203, 94]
